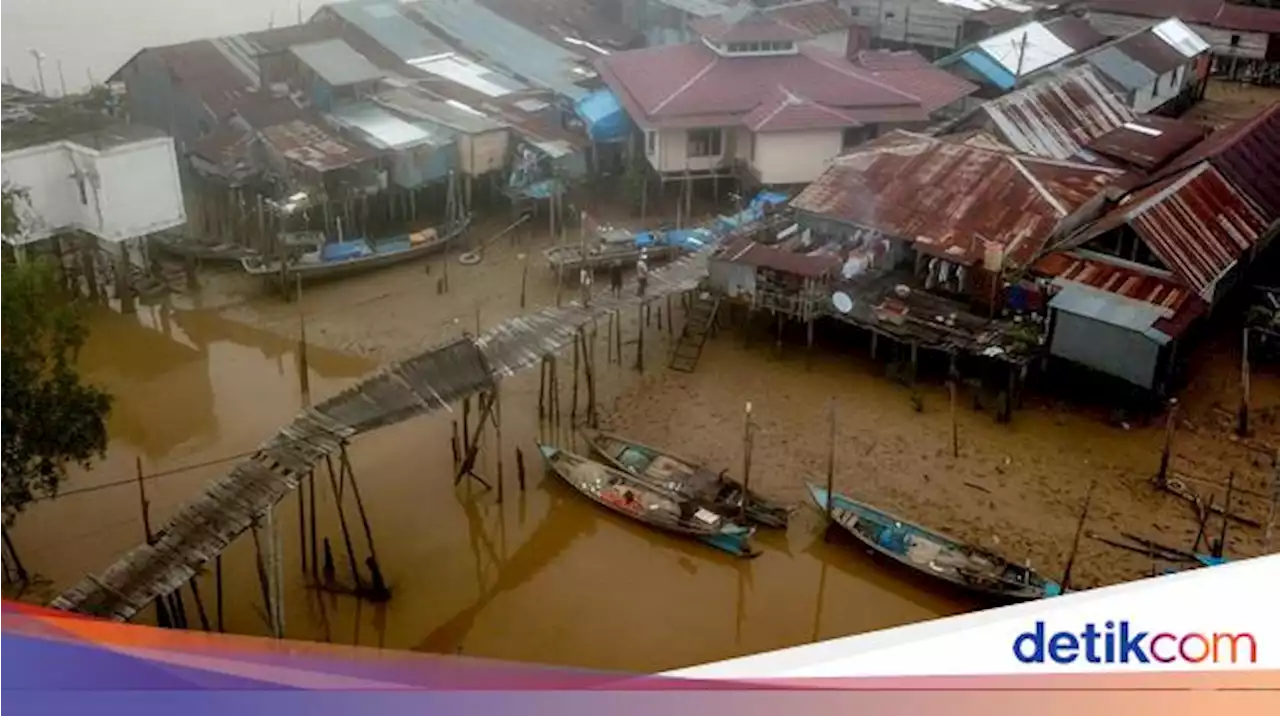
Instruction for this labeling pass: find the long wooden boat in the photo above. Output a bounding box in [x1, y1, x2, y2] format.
[544, 238, 683, 274]
[538, 444, 758, 558]
[152, 235, 259, 264]
[808, 484, 1060, 601]
[240, 217, 470, 283]
[580, 429, 789, 528]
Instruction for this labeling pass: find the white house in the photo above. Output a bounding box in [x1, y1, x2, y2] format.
[2, 86, 186, 304]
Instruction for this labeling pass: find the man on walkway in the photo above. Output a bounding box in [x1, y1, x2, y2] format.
[636, 250, 649, 297]
[609, 259, 623, 297]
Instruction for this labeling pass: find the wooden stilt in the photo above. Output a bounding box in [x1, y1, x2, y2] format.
[636, 302, 645, 372]
[571, 332, 581, 426]
[520, 251, 530, 309]
[806, 317, 815, 369]
[517, 447, 527, 491]
[298, 482, 308, 575]
[1215, 472, 1235, 559]
[1059, 481, 1097, 593]
[537, 355, 548, 420]
[494, 384, 505, 505]
[666, 294, 674, 339]
[1156, 399, 1179, 488]
[323, 454, 364, 593]
[451, 421, 461, 469]
[455, 392, 495, 488]
[251, 518, 276, 635]
[1238, 328, 1251, 437]
[741, 402, 753, 520]
[825, 399, 836, 524]
[584, 328, 598, 429]
[308, 472, 318, 583]
[215, 554, 224, 632]
[614, 310, 622, 365]
[189, 577, 211, 631]
[462, 396, 472, 456]
[949, 351, 960, 458]
[775, 312, 784, 355]
[340, 445, 388, 600]
[169, 591, 189, 629]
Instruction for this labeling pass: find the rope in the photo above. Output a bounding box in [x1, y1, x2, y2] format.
[36, 449, 261, 503]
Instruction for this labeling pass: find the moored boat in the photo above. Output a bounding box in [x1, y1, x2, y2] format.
[808, 484, 1060, 601]
[152, 234, 259, 264]
[538, 443, 758, 558]
[580, 428, 789, 528]
[240, 217, 470, 284]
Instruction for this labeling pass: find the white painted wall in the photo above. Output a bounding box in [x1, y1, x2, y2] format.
[2, 136, 186, 246]
[1131, 64, 1189, 114]
[753, 130, 844, 185]
[649, 127, 729, 173]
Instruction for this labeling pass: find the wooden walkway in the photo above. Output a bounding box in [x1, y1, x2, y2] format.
[50, 217, 774, 622]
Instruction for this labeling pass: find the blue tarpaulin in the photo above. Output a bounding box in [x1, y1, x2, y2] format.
[575, 89, 630, 143]
[321, 240, 372, 262]
[959, 50, 1017, 90]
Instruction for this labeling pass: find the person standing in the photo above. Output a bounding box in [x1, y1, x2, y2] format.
[609, 259, 623, 297]
[636, 250, 649, 297]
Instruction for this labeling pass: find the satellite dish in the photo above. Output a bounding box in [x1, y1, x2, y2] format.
[832, 291, 853, 314]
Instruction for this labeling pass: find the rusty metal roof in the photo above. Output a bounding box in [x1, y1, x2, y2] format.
[1088, 162, 1269, 298]
[1084, 116, 1209, 171]
[1083, 0, 1280, 34]
[1036, 251, 1206, 338]
[790, 131, 1122, 269]
[715, 238, 843, 278]
[259, 119, 378, 173]
[977, 66, 1135, 160]
[1156, 102, 1280, 219]
[765, 0, 857, 37]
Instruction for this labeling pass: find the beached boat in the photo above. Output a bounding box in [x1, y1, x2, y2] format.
[240, 218, 470, 283]
[543, 225, 708, 274]
[538, 444, 758, 558]
[808, 484, 1060, 601]
[580, 429, 789, 528]
[152, 235, 259, 264]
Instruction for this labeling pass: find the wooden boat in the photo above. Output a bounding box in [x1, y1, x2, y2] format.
[151, 235, 259, 264]
[808, 484, 1061, 601]
[538, 444, 758, 558]
[240, 217, 470, 283]
[580, 429, 789, 528]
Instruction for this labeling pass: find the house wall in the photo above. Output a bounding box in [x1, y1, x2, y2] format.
[457, 130, 511, 175]
[1050, 308, 1162, 389]
[1130, 64, 1189, 114]
[1, 137, 187, 245]
[1086, 12, 1269, 61]
[708, 257, 757, 299]
[391, 143, 457, 189]
[117, 50, 219, 150]
[753, 130, 844, 185]
[844, 0, 967, 50]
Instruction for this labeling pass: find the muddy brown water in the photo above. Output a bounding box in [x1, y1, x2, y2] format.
[8, 299, 972, 673]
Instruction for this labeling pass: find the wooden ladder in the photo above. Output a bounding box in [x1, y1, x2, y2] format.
[668, 293, 721, 373]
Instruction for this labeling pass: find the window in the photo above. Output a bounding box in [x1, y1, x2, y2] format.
[645, 130, 656, 156]
[1230, 34, 1241, 47]
[842, 126, 871, 149]
[687, 128, 722, 158]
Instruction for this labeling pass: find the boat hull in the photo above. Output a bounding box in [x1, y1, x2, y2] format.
[241, 219, 469, 284]
[538, 443, 757, 558]
[808, 484, 1058, 602]
[580, 429, 789, 528]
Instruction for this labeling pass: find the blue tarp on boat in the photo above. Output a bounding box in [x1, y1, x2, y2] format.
[575, 89, 630, 143]
[321, 240, 373, 262]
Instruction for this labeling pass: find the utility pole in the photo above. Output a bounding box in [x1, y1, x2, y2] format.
[29, 49, 47, 96]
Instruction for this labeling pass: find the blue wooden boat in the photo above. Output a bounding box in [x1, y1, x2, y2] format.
[808, 484, 1060, 601]
[539, 444, 758, 558]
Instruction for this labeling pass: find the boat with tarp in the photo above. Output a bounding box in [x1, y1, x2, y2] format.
[538, 443, 759, 558]
[240, 217, 470, 283]
[808, 484, 1060, 601]
[580, 429, 789, 528]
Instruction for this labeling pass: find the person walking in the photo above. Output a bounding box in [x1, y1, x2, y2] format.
[609, 258, 623, 297]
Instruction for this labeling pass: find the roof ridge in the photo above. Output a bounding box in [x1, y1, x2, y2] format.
[651, 54, 719, 115]
[799, 45, 923, 106]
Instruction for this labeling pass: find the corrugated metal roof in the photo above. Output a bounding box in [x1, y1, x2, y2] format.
[1095, 162, 1268, 298]
[1042, 15, 1109, 52]
[691, 6, 811, 43]
[1084, 116, 1208, 171]
[408, 0, 592, 99]
[374, 87, 507, 134]
[1086, 46, 1156, 91]
[766, 0, 857, 37]
[657, 0, 730, 18]
[978, 22, 1077, 77]
[327, 0, 453, 63]
[1049, 281, 1174, 344]
[260, 119, 378, 173]
[715, 239, 843, 278]
[1151, 18, 1211, 57]
[1111, 29, 1190, 76]
[291, 39, 384, 87]
[790, 131, 1121, 269]
[978, 66, 1135, 160]
[410, 54, 528, 97]
[1155, 102, 1280, 219]
[328, 102, 451, 150]
[1035, 252, 1192, 313]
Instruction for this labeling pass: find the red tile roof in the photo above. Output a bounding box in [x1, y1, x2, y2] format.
[1087, 162, 1269, 298]
[791, 131, 1122, 269]
[851, 51, 978, 112]
[598, 42, 973, 130]
[1042, 15, 1110, 53]
[1084, 116, 1209, 171]
[743, 87, 862, 131]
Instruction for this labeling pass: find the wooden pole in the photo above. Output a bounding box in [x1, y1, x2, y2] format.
[1266, 449, 1279, 552]
[666, 294, 674, 339]
[949, 352, 959, 458]
[614, 310, 622, 364]
[517, 447, 527, 492]
[1215, 472, 1235, 559]
[1059, 481, 1097, 593]
[250, 519, 276, 636]
[537, 356, 547, 420]
[135, 456, 153, 545]
[741, 402, 753, 520]
[308, 472, 318, 583]
[1238, 327, 1250, 437]
[495, 384, 505, 504]
[636, 302, 645, 372]
[266, 506, 285, 637]
[1156, 398, 1179, 487]
[324, 455, 364, 593]
[520, 252, 529, 309]
[215, 554, 224, 632]
[297, 275, 311, 404]
[825, 399, 836, 524]
[584, 328, 598, 429]
[451, 421, 461, 469]
[571, 331, 581, 426]
[462, 396, 472, 457]
[340, 445, 387, 599]
[189, 578, 211, 631]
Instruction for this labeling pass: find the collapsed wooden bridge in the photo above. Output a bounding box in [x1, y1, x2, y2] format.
[49, 225, 755, 623]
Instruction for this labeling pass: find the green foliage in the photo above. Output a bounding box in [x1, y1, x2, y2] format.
[2, 191, 112, 526]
